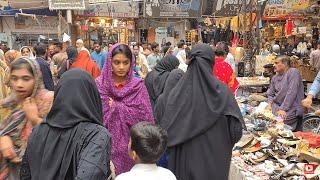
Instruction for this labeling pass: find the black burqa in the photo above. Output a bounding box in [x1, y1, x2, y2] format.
[145, 55, 180, 109]
[160, 44, 245, 180]
[154, 69, 184, 124]
[58, 46, 78, 78]
[20, 69, 111, 180]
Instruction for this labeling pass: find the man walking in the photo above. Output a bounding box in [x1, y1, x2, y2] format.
[91, 41, 107, 70]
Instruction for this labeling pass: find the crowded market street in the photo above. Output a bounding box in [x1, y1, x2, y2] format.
[0, 0, 320, 180]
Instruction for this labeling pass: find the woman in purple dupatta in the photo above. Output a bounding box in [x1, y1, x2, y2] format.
[95, 44, 154, 175]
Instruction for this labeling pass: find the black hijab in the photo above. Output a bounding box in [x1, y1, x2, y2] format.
[154, 69, 184, 124]
[47, 68, 102, 128]
[66, 46, 78, 64]
[58, 46, 78, 78]
[160, 44, 244, 147]
[25, 69, 104, 179]
[145, 55, 179, 108]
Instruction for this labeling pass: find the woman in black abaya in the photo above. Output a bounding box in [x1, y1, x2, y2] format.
[145, 55, 180, 110]
[160, 44, 245, 180]
[20, 69, 112, 180]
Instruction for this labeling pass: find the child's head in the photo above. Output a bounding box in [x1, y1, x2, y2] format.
[129, 122, 168, 164]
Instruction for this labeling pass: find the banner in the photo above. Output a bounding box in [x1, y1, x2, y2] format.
[202, 0, 253, 17]
[49, 0, 85, 10]
[291, 0, 309, 10]
[8, 0, 47, 9]
[145, 0, 202, 18]
[264, 0, 292, 17]
[83, 2, 139, 18]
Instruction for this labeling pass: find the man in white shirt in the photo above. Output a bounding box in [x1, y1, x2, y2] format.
[116, 122, 176, 180]
[175, 41, 188, 72]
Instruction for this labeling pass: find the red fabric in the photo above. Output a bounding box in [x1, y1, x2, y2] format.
[232, 34, 238, 47]
[285, 19, 294, 37]
[114, 81, 127, 90]
[71, 50, 100, 79]
[213, 57, 239, 94]
[294, 132, 320, 148]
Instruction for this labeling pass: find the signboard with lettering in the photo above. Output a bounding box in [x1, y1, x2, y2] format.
[145, 0, 203, 18]
[264, 0, 291, 17]
[291, 0, 309, 10]
[14, 16, 59, 32]
[202, 0, 256, 17]
[83, 2, 139, 18]
[49, 0, 86, 10]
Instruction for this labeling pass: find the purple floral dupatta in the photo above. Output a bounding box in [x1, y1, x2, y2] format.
[95, 44, 154, 174]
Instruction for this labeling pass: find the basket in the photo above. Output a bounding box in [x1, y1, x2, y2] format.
[297, 65, 317, 82]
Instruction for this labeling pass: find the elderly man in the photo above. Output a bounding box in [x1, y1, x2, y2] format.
[76, 39, 86, 52]
[266, 55, 304, 131]
[4, 50, 21, 65]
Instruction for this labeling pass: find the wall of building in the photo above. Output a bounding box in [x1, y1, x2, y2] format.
[1, 16, 59, 48]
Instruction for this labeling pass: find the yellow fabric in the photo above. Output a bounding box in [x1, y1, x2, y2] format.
[0, 60, 10, 100]
[230, 16, 239, 31]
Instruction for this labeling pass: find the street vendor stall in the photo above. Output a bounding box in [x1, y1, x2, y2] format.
[230, 96, 320, 179]
[237, 77, 270, 96]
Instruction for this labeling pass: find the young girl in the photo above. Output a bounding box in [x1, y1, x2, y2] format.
[0, 57, 53, 179]
[96, 44, 154, 175]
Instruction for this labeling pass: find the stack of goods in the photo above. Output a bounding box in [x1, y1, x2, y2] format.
[290, 55, 317, 82]
[237, 77, 270, 87]
[255, 55, 276, 75]
[232, 114, 320, 179]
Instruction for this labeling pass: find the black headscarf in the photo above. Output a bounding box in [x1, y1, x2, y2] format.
[145, 55, 179, 108]
[154, 69, 184, 124]
[24, 69, 105, 179]
[58, 46, 78, 78]
[160, 44, 244, 146]
[66, 46, 78, 64]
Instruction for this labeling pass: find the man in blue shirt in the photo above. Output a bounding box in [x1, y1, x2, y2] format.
[34, 44, 54, 91]
[302, 70, 320, 108]
[91, 41, 107, 70]
[147, 42, 161, 70]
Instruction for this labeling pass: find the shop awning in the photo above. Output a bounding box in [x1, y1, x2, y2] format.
[0, 7, 57, 16]
[8, 0, 48, 9]
[262, 15, 305, 21]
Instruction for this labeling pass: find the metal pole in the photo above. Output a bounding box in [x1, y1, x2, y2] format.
[256, 2, 261, 55]
[58, 11, 62, 41]
[242, 0, 247, 48]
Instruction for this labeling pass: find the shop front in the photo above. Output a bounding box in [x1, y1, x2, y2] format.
[143, 0, 203, 45]
[74, 1, 139, 48]
[1, 15, 60, 49]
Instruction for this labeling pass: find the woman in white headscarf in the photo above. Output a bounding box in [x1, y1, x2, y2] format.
[20, 46, 35, 60]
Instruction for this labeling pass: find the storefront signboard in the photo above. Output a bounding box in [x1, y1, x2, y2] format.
[291, 0, 309, 10]
[145, 0, 203, 18]
[202, 0, 255, 17]
[264, 0, 293, 17]
[49, 0, 86, 10]
[83, 2, 139, 18]
[14, 16, 59, 33]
